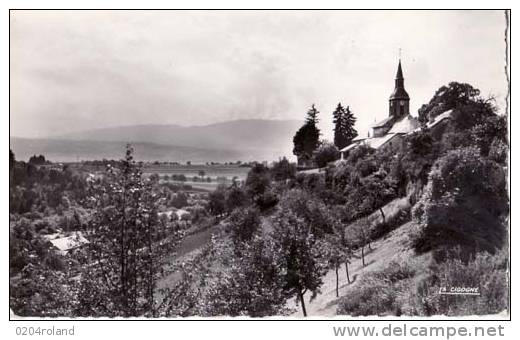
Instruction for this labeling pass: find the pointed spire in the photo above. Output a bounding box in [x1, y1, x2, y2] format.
[390, 59, 408, 99]
[389, 57, 410, 118]
[396, 59, 403, 79]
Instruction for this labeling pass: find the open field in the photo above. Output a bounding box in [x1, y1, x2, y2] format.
[143, 164, 251, 181]
[170, 181, 221, 191]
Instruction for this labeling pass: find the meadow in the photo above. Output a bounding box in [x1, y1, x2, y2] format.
[143, 163, 252, 190]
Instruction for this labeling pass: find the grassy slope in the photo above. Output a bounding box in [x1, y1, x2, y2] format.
[287, 197, 419, 317]
[288, 221, 419, 317]
[156, 223, 222, 290]
[155, 196, 419, 315]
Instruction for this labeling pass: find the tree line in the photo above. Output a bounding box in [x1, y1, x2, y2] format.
[293, 102, 358, 168]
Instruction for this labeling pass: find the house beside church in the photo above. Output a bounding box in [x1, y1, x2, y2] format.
[340, 60, 420, 159]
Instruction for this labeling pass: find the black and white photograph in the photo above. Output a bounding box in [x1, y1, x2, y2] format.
[8, 9, 510, 321]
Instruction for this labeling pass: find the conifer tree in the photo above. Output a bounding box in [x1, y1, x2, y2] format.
[306, 104, 320, 125]
[333, 103, 358, 150]
[293, 104, 321, 165]
[333, 103, 346, 149]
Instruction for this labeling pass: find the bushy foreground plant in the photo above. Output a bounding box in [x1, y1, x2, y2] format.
[75, 145, 183, 317]
[413, 249, 508, 316]
[411, 146, 507, 257]
[202, 236, 286, 317]
[337, 260, 416, 316]
[338, 248, 508, 317]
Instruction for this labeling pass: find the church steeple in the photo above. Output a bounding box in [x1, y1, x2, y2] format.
[395, 60, 404, 83]
[389, 59, 410, 118]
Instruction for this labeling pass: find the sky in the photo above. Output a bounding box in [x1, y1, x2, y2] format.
[10, 10, 508, 141]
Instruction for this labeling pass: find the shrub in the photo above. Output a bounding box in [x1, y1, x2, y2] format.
[354, 157, 378, 177]
[337, 260, 416, 316]
[187, 204, 208, 223]
[207, 185, 227, 216]
[225, 185, 248, 212]
[314, 143, 340, 168]
[33, 220, 50, 232]
[370, 207, 411, 240]
[203, 236, 286, 317]
[470, 114, 507, 156]
[245, 163, 271, 207]
[170, 192, 188, 209]
[10, 253, 27, 275]
[488, 138, 508, 165]
[345, 144, 375, 165]
[278, 189, 334, 238]
[171, 174, 187, 182]
[338, 279, 399, 316]
[10, 266, 75, 317]
[293, 173, 326, 193]
[440, 130, 473, 153]
[42, 251, 67, 272]
[270, 157, 296, 182]
[228, 207, 261, 246]
[401, 131, 440, 184]
[411, 146, 508, 257]
[255, 189, 279, 212]
[412, 250, 508, 316]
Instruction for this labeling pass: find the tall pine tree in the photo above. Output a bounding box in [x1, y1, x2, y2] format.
[333, 103, 358, 150]
[306, 104, 320, 125]
[293, 104, 321, 166]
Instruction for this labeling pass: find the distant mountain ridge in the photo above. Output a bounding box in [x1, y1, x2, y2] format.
[11, 119, 302, 162]
[51, 119, 302, 151]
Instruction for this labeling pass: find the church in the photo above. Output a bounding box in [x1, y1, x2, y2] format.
[340, 60, 420, 159]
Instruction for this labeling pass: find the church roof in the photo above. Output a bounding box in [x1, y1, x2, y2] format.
[388, 115, 420, 134]
[353, 136, 364, 142]
[389, 87, 410, 100]
[340, 134, 400, 153]
[427, 109, 453, 128]
[363, 134, 400, 150]
[340, 142, 360, 153]
[371, 116, 394, 128]
[410, 109, 454, 134]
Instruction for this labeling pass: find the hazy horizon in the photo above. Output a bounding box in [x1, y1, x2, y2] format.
[10, 10, 508, 141]
[9, 117, 303, 139]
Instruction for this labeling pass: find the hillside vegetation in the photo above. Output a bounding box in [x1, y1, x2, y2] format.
[9, 82, 509, 317]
